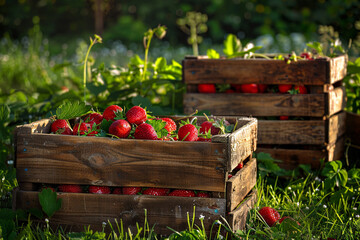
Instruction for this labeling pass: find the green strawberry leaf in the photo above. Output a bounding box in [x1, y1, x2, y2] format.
[114, 109, 126, 120]
[207, 49, 220, 59]
[147, 119, 168, 139]
[100, 119, 113, 133]
[223, 34, 241, 57]
[56, 101, 92, 120]
[39, 188, 62, 218]
[0, 104, 10, 124]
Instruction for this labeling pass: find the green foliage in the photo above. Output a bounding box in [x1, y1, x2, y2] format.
[344, 57, 360, 114]
[55, 101, 92, 119]
[38, 188, 62, 218]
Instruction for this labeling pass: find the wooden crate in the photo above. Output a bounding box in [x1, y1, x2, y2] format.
[345, 111, 360, 165]
[182, 55, 348, 169]
[13, 116, 258, 235]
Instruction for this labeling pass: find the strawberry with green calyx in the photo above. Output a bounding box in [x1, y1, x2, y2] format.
[51, 119, 73, 135]
[278, 84, 293, 93]
[85, 112, 103, 125]
[212, 117, 235, 135]
[126, 106, 147, 125]
[134, 123, 159, 140]
[160, 118, 177, 133]
[177, 118, 199, 141]
[109, 119, 131, 138]
[103, 105, 123, 121]
[146, 119, 170, 139]
[73, 120, 99, 136]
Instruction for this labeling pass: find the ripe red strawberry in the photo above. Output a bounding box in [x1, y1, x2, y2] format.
[240, 84, 258, 93]
[126, 106, 147, 125]
[88, 186, 111, 194]
[134, 123, 158, 140]
[103, 105, 123, 121]
[86, 112, 103, 125]
[279, 116, 289, 120]
[235, 162, 243, 170]
[161, 118, 177, 133]
[228, 174, 233, 179]
[294, 85, 308, 94]
[300, 52, 313, 60]
[122, 187, 142, 195]
[142, 188, 170, 196]
[51, 119, 72, 135]
[112, 187, 122, 194]
[109, 119, 131, 138]
[178, 124, 198, 141]
[198, 84, 216, 93]
[279, 216, 301, 226]
[258, 207, 281, 227]
[278, 84, 292, 93]
[199, 121, 219, 135]
[58, 184, 82, 193]
[196, 191, 211, 198]
[169, 189, 196, 197]
[258, 84, 268, 93]
[73, 122, 98, 136]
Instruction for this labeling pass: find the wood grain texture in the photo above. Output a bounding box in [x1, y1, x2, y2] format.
[183, 55, 347, 85]
[15, 190, 226, 235]
[329, 54, 348, 84]
[227, 190, 257, 231]
[15, 118, 52, 135]
[345, 112, 360, 146]
[16, 134, 228, 192]
[327, 86, 346, 117]
[212, 117, 257, 171]
[258, 120, 325, 145]
[184, 93, 325, 117]
[327, 111, 346, 146]
[226, 158, 257, 212]
[257, 137, 345, 169]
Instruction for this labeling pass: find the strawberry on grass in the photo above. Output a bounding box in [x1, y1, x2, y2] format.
[258, 206, 281, 227]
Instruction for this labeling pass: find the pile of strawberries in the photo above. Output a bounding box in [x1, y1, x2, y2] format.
[50, 105, 233, 141]
[42, 184, 211, 198]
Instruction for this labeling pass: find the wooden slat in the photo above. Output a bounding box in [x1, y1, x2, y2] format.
[258, 120, 325, 145]
[329, 54, 348, 84]
[16, 134, 228, 192]
[184, 93, 325, 117]
[15, 190, 226, 235]
[183, 58, 330, 85]
[212, 117, 257, 170]
[327, 137, 345, 162]
[226, 158, 257, 212]
[227, 190, 257, 231]
[327, 111, 346, 146]
[15, 118, 52, 135]
[327, 86, 346, 117]
[345, 111, 360, 146]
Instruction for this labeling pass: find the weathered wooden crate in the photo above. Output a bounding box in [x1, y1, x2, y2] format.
[183, 55, 348, 169]
[13, 116, 258, 235]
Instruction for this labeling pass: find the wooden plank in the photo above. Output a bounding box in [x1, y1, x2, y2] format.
[345, 111, 360, 146]
[327, 137, 345, 162]
[327, 111, 346, 146]
[329, 54, 348, 84]
[327, 86, 346, 117]
[184, 93, 325, 117]
[183, 58, 329, 85]
[16, 134, 228, 192]
[227, 190, 257, 231]
[15, 118, 52, 135]
[16, 190, 226, 235]
[226, 158, 257, 212]
[258, 120, 325, 145]
[256, 147, 325, 169]
[212, 117, 257, 171]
